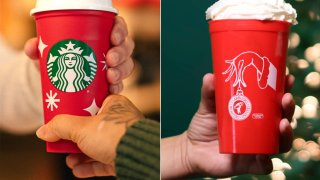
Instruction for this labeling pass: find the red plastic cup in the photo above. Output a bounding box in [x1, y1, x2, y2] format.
[32, 9, 116, 153]
[209, 20, 290, 154]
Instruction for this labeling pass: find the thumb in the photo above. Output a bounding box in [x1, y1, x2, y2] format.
[36, 115, 90, 143]
[197, 73, 216, 114]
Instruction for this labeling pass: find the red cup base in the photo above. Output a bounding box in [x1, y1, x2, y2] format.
[47, 141, 81, 153]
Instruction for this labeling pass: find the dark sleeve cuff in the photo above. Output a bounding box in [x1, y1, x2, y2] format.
[115, 119, 160, 180]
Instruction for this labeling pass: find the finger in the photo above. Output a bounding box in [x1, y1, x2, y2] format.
[247, 155, 273, 175]
[234, 155, 272, 175]
[197, 73, 216, 114]
[72, 161, 115, 178]
[111, 16, 128, 46]
[282, 93, 295, 122]
[279, 118, 293, 153]
[36, 114, 89, 143]
[107, 59, 134, 84]
[66, 154, 93, 169]
[107, 39, 135, 67]
[285, 75, 295, 93]
[24, 38, 39, 60]
[109, 82, 124, 94]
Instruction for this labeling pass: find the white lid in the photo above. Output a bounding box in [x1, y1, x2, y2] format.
[31, 0, 118, 15]
[205, 0, 297, 25]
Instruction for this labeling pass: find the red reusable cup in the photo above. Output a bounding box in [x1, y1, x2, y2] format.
[31, 0, 117, 153]
[209, 20, 290, 154]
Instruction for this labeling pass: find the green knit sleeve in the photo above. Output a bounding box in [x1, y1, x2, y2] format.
[115, 119, 160, 180]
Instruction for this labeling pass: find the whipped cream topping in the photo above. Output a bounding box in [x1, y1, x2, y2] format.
[31, 0, 118, 15]
[206, 0, 297, 24]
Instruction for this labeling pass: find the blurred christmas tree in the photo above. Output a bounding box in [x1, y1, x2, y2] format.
[284, 0, 320, 179]
[227, 1, 320, 180]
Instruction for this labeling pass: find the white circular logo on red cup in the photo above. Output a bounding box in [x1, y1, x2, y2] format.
[228, 94, 252, 121]
[47, 39, 97, 93]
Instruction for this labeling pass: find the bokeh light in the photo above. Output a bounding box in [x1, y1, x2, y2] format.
[296, 59, 309, 69]
[270, 171, 286, 180]
[286, 66, 290, 75]
[302, 104, 318, 118]
[272, 158, 292, 171]
[305, 72, 320, 89]
[293, 105, 302, 119]
[291, 118, 298, 129]
[302, 96, 319, 118]
[293, 138, 320, 162]
[289, 32, 301, 49]
[315, 58, 320, 72]
[302, 96, 319, 107]
[305, 44, 320, 62]
[297, 150, 311, 162]
[293, 138, 306, 151]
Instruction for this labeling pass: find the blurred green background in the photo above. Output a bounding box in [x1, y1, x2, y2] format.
[161, 0, 320, 179]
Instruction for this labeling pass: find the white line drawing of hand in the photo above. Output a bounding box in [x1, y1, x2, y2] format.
[222, 51, 272, 90]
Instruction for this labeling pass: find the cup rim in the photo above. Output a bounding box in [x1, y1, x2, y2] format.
[31, 6, 118, 15]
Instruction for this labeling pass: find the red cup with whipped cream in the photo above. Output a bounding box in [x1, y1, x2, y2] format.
[31, 0, 117, 153]
[207, 0, 297, 154]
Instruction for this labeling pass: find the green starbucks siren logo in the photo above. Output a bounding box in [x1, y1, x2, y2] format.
[47, 39, 97, 92]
